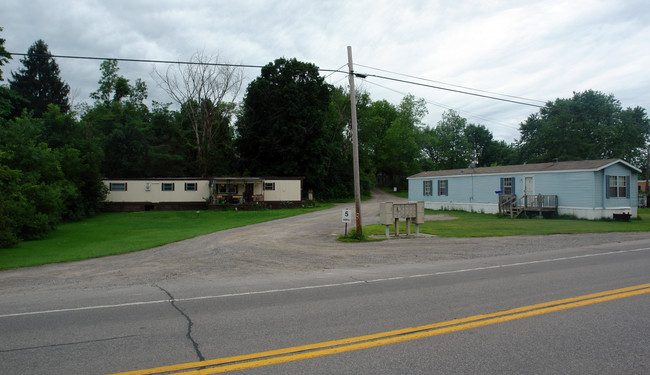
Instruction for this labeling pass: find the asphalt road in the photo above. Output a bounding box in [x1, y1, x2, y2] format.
[1, 191, 649, 374]
[1, 237, 649, 374]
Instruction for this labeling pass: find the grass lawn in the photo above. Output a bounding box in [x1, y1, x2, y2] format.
[0, 205, 332, 270]
[365, 208, 650, 237]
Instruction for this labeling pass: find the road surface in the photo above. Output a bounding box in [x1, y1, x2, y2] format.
[1, 190, 648, 374]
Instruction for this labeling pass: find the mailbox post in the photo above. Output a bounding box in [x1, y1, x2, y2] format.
[379, 202, 424, 238]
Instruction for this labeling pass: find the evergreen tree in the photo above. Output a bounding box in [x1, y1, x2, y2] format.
[9, 40, 70, 117]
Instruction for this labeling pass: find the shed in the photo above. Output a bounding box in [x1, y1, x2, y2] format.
[408, 159, 640, 220]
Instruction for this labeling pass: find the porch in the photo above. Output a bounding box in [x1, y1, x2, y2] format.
[499, 194, 559, 218]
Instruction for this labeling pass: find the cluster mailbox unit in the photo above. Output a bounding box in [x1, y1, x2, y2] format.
[379, 202, 425, 238]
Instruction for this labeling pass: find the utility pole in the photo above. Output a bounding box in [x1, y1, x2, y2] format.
[347, 46, 362, 235]
[646, 144, 649, 202]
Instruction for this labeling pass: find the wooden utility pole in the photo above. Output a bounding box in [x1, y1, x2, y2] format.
[646, 144, 649, 199]
[347, 46, 362, 235]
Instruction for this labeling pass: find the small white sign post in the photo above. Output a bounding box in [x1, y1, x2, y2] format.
[342, 208, 352, 235]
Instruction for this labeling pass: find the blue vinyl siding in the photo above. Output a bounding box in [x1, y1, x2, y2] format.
[602, 164, 635, 208]
[409, 166, 635, 209]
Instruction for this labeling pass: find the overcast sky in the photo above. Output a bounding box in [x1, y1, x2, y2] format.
[2, 0, 649, 141]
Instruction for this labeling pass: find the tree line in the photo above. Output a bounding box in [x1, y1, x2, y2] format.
[1, 32, 648, 247]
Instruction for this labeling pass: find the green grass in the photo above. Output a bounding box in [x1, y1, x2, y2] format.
[0, 205, 333, 270]
[365, 208, 650, 238]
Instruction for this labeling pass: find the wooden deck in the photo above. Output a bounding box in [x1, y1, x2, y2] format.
[499, 194, 558, 218]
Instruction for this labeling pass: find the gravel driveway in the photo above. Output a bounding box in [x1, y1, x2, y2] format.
[1, 189, 648, 292]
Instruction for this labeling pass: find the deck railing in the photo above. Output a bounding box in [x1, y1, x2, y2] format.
[499, 194, 558, 217]
[516, 194, 558, 210]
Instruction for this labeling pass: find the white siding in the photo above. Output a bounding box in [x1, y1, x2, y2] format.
[105, 180, 210, 203]
[262, 179, 302, 201]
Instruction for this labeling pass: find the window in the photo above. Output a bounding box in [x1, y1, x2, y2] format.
[161, 183, 175, 191]
[218, 184, 237, 194]
[607, 176, 629, 198]
[501, 177, 514, 195]
[263, 182, 276, 191]
[423, 180, 432, 196]
[184, 183, 197, 191]
[438, 180, 448, 196]
[109, 182, 127, 191]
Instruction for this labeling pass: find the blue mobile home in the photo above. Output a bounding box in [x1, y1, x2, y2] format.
[408, 159, 640, 220]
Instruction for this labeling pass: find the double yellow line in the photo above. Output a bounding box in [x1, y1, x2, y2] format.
[114, 283, 650, 374]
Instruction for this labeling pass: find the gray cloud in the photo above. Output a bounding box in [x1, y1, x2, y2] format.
[2, 0, 649, 141]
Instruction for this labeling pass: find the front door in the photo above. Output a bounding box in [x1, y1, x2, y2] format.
[524, 176, 534, 196]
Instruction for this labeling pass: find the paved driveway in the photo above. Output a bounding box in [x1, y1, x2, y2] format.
[1, 189, 649, 292]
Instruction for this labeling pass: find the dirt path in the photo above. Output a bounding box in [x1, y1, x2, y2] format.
[1, 189, 649, 292]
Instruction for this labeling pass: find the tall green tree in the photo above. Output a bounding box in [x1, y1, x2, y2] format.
[143, 102, 194, 177]
[422, 110, 473, 170]
[0, 26, 11, 81]
[83, 60, 152, 178]
[236, 57, 333, 196]
[518, 90, 650, 164]
[374, 95, 427, 188]
[9, 39, 70, 117]
[464, 124, 516, 167]
[0, 115, 66, 246]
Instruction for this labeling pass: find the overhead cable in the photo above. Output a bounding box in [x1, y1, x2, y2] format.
[356, 63, 546, 105]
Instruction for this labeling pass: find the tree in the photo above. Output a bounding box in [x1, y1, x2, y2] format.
[464, 124, 516, 167]
[0, 115, 66, 245]
[374, 95, 428, 188]
[518, 90, 650, 164]
[422, 110, 473, 170]
[154, 52, 243, 177]
[91, 59, 148, 108]
[0, 26, 11, 81]
[236, 57, 333, 195]
[9, 39, 70, 117]
[143, 102, 194, 177]
[84, 60, 152, 178]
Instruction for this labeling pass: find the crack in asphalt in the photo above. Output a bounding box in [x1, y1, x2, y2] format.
[156, 285, 205, 362]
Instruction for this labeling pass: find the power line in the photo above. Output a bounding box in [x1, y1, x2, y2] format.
[364, 79, 521, 131]
[8, 52, 543, 108]
[359, 72, 543, 108]
[356, 63, 546, 105]
[6, 52, 342, 73]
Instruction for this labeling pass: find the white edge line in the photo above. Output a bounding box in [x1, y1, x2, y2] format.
[2, 247, 648, 319]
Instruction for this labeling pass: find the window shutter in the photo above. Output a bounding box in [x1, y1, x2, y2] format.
[423, 181, 426, 196]
[437, 180, 441, 196]
[626, 176, 630, 198]
[444, 180, 448, 196]
[511, 177, 516, 195]
[605, 175, 610, 198]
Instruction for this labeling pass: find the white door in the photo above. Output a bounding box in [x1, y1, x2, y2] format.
[524, 176, 534, 196]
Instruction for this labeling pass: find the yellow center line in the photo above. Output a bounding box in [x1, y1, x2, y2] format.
[111, 283, 650, 375]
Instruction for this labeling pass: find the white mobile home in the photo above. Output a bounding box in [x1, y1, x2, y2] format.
[408, 159, 640, 220]
[104, 177, 303, 211]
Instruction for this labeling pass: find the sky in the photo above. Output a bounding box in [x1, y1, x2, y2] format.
[2, 0, 649, 142]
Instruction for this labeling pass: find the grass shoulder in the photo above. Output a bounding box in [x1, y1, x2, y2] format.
[363, 208, 649, 238]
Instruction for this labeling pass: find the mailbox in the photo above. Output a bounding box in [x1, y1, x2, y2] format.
[415, 201, 425, 224]
[379, 202, 394, 225]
